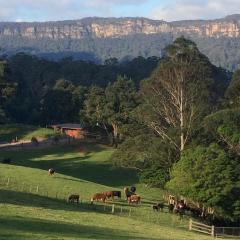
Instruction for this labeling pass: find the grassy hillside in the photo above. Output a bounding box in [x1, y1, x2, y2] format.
[0, 142, 233, 239]
[0, 124, 56, 143]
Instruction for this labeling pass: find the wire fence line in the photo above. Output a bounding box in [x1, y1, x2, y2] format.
[189, 219, 240, 239]
[0, 176, 186, 227]
[2, 176, 240, 238]
[0, 177, 147, 214]
[215, 227, 240, 238]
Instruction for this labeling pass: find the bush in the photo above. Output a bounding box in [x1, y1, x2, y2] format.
[139, 166, 170, 188]
[31, 136, 39, 146]
[2, 158, 11, 164]
[52, 135, 60, 144]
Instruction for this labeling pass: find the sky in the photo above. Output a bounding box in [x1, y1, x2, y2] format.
[0, 0, 239, 22]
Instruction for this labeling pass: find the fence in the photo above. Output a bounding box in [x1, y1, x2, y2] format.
[0, 176, 156, 219]
[0, 177, 132, 215]
[0, 176, 190, 228]
[215, 227, 240, 238]
[189, 219, 215, 237]
[189, 219, 240, 239]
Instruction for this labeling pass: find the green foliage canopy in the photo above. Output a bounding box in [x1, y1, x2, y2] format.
[167, 144, 240, 219]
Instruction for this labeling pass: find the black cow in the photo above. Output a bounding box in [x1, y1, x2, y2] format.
[153, 203, 164, 211]
[130, 186, 136, 193]
[168, 203, 174, 213]
[112, 191, 121, 198]
[124, 187, 135, 200]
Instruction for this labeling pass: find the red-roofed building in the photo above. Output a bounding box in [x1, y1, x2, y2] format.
[52, 124, 86, 138]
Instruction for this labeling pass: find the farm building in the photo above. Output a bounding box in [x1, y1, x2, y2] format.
[52, 124, 86, 138]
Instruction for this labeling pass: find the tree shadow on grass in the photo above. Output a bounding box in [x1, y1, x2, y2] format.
[0, 216, 164, 240]
[0, 142, 139, 187]
[0, 124, 48, 143]
[0, 189, 113, 214]
[5, 149, 138, 187]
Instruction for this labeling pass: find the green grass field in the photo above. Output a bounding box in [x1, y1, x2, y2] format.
[0, 124, 56, 142]
[0, 142, 234, 240]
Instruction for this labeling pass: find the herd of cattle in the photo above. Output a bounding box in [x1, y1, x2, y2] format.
[48, 168, 212, 219]
[66, 189, 215, 220]
[66, 187, 197, 220]
[49, 169, 141, 205]
[67, 186, 141, 205]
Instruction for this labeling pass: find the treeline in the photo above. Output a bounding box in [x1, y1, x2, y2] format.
[111, 38, 240, 222]
[0, 54, 158, 123]
[1, 37, 240, 221]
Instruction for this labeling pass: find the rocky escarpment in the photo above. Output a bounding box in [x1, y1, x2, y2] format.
[0, 15, 240, 40]
[1, 15, 240, 71]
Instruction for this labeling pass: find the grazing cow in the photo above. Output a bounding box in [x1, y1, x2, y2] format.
[130, 186, 136, 193]
[91, 193, 106, 204]
[103, 191, 121, 200]
[153, 203, 164, 211]
[187, 207, 202, 218]
[124, 187, 135, 200]
[174, 202, 185, 219]
[128, 194, 141, 204]
[48, 168, 55, 176]
[103, 191, 114, 199]
[112, 191, 121, 199]
[168, 203, 174, 213]
[68, 194, 80, 203]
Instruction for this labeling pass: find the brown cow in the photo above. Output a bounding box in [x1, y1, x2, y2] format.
[68, 194, 80, 203]
[124, 187, 135, 200]
[128, 194, 141, 204]
[103, 191, 121, 200]
[91, 193, 106, 204]
[103, 191, 113, 199]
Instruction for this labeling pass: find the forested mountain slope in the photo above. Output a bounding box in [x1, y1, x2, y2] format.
[1, 15, 240, 70]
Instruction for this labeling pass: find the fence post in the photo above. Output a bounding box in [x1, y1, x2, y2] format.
[112, 204, 115, 214]
[129, 208, 132, 217]
[36, 186, 39, 193]
[6, 178, 10, 187]
[189, 219, 192, 231]
[211, 225, 215, 237]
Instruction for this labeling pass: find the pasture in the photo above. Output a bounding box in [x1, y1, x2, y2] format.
[0, 124, 56, 143]
[0, 142, 234, 239]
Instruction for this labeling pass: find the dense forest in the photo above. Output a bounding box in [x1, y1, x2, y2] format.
[0, 54, 159, 124]
[2, 33, 240, 71]
[1, 37, 240, 223]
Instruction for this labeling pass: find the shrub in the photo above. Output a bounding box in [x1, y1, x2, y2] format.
[2, 158, 11, 164]
[31, 136, 39, 146]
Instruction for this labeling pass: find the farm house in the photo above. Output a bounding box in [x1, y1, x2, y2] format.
[52, 124, 86, 138]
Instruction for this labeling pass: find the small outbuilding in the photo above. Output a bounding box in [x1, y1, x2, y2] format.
[52, 124, 86, 138]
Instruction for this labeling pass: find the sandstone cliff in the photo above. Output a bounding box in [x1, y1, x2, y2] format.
[0, 15, 240, 40]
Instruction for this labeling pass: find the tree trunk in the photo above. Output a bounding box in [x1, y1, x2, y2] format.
[180, 86, 184, 152]
[102, 123, 112, 145]
[112, 123, 118, 148]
